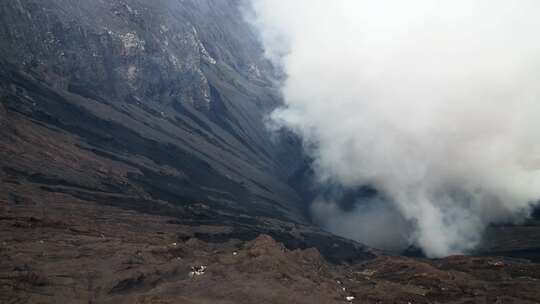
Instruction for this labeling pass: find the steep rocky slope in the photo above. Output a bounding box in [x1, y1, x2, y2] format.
[0, 0, 308, 227]
[0, 0, 380, 265]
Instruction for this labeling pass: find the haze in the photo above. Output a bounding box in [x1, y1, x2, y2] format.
[249, 0, 540, 257]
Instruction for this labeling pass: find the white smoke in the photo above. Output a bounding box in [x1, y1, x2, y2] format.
[249, 0, 540, 257]
[311, 195, 414, 251]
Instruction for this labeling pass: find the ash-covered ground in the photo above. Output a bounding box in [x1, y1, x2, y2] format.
[2, 192, 540, 303]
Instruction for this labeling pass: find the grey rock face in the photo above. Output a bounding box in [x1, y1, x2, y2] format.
[0, 0, 306, 223]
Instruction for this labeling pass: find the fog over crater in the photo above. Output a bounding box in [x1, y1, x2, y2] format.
[248, 0, 540, 257]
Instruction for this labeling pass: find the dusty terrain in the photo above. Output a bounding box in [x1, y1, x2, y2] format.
[2, 193, 540, 304]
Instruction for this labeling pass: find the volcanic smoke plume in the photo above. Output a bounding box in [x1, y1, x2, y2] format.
[248, 0, 540, 257]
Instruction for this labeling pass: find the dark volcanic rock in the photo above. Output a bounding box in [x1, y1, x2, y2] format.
[0, 0, 373, 272]
[0, 0, 305, 223]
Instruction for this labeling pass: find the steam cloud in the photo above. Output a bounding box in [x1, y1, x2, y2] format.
[248, 0, 540, 257]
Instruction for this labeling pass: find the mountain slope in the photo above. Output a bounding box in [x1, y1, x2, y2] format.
[0, 0, 380, 266]
[0, 0, 308, 222]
